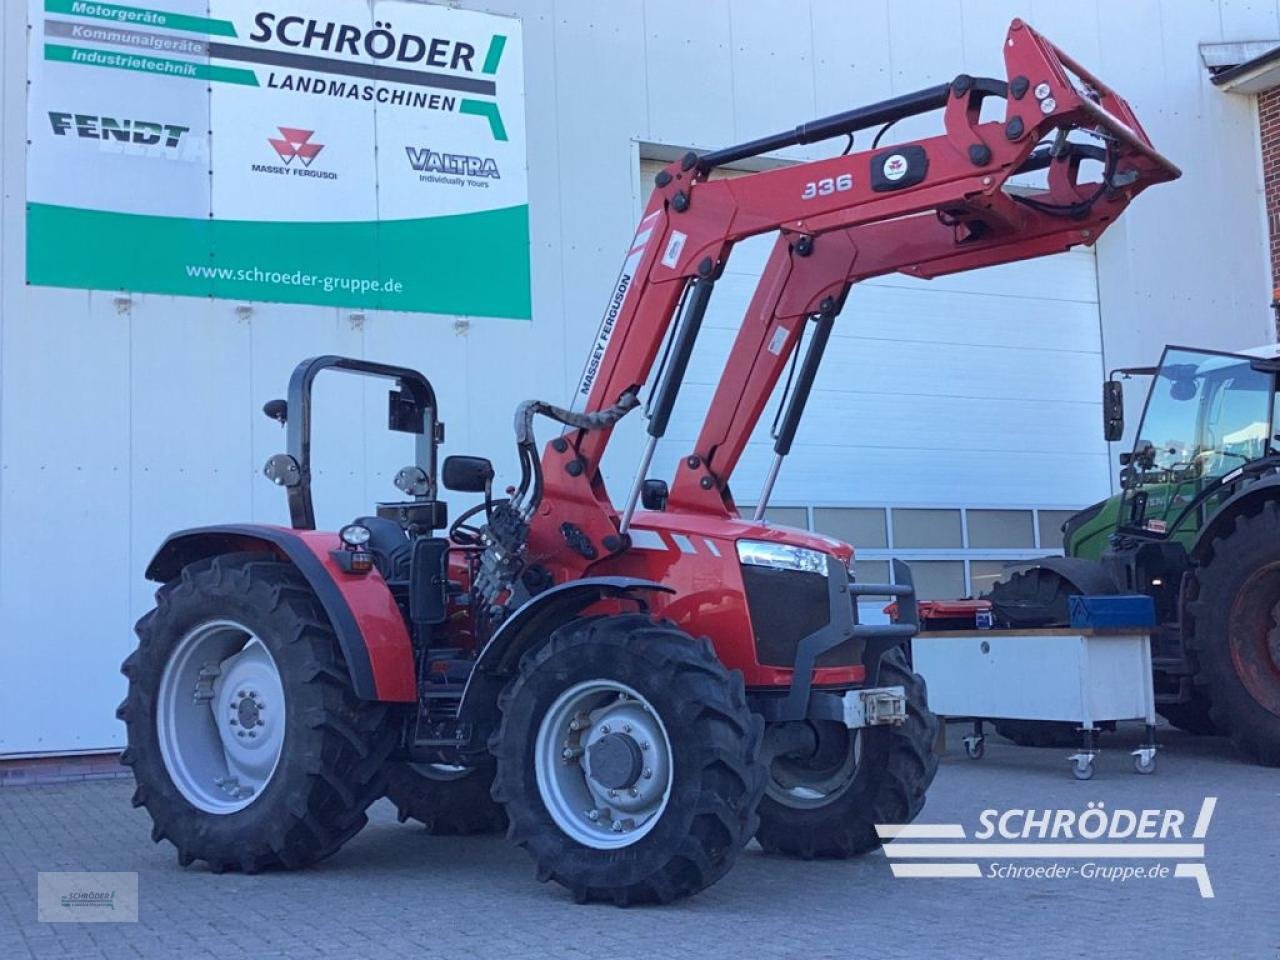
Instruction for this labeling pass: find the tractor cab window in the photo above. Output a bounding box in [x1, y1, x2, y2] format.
[1120, 347, 1273, 537]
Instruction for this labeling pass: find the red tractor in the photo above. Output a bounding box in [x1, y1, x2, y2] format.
[119, 21, 1177, 904]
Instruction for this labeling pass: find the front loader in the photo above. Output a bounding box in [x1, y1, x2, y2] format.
[119, 20, 1178, 903]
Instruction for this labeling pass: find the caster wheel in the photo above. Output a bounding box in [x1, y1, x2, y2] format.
[1133, 753, 1156, 775]
[964, 737, 985, 760]
[1071, 757, 1095, 781]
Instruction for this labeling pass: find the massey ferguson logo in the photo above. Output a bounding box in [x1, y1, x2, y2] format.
[883, 154, 908, 181]
[269, 127, 323, 166]
[250, 127, 337, 180]
[405, 146, 499, 187]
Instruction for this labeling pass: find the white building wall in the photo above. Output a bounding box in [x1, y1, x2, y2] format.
[0, 0, 1274, 755]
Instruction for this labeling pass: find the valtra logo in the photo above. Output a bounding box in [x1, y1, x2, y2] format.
[269, 127, 323, 166]
[250, 127, 337, 180]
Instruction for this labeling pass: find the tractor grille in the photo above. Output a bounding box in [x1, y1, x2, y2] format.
[741, 565, 857, 668]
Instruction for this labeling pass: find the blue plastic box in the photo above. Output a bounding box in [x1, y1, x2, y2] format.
[1068, 594, 1156, 629]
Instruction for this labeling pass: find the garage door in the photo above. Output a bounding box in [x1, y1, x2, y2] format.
[638, 158, 1108, 598]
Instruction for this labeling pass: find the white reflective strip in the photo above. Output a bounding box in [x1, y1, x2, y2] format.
[703, 538, 721, 557]
[877, 824, 966, 839]
[632, 227, 653, 250]
[671, 534, 696, 554]
[891, 863, 982, 879]
[628, 529, 667, 551]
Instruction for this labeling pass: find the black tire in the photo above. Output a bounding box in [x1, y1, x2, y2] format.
[754, 648, 938, 859]
[1156, 688, 1217, 735]
[993, 719, 1082, 748]
[118, 553, 396, 872]
[1187, 502, 1280, 766]
[384, 760, 507, 834]
[490, 614, 765, 905]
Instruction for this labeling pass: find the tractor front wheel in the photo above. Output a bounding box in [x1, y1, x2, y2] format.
[754, 648, 938, 859]
[491, 614, 765, 905]
[118, 553, 395, 872]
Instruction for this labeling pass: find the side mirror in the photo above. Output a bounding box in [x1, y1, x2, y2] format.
[641, 478, 669, 511]
[1103, 380, 1124, 442]
[442, 455, 494, 493]
[263, 398, 288, 425]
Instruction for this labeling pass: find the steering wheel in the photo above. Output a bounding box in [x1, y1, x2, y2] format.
[449, 501, 490, 546]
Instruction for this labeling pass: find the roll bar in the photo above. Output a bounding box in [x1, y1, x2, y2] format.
[262, 355, 442, 530]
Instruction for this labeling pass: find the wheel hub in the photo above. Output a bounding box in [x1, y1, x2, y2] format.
[586, 732, 645, 790]
[156, 621, 287, 815]
[535, 681, 673, 849]
[1268, 600, 1280, 673]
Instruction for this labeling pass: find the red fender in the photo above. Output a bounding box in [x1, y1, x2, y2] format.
[145, 524, 416, 702]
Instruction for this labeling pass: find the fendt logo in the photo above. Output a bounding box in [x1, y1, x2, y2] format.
[405, 146, 499, 187]
[48, 111, 189, 149]
[269, 127, 323, 166]
[250, 127, 337, 180]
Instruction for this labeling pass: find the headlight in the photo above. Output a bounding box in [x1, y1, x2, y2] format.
[339, 523, 372, 547]
[736, 539, 828, 575]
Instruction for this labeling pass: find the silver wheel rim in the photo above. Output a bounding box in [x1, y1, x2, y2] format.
[766, 730, 862, 809]
[156, 619, 286, 814]
[534, 680, 673, 850]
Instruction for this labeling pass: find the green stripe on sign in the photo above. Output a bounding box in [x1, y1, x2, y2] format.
[44, 43, 258, 84]
[459, 100, 507, 141]
[26, 203, 533, 321]
[481, 34, 507, 75]
[45, 0, 237, 36]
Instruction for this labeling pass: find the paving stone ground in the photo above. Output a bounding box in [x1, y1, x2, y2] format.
[1, 723, 1277, 960]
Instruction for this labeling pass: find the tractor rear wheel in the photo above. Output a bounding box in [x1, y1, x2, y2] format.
[118, 553, 395, 872]
[1189, 502, 1280, 766]
[384, 760, 507, 834]
[754, 648, 938, 859]
[490, 614, 765, 905]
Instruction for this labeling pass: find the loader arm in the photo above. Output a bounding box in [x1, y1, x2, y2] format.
[530, 18, 1178, 573]
[668, 140, 1158, 515]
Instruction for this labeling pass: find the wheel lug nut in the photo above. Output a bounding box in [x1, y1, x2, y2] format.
[607, 789, 617, 798]
[247, 731, 256, 738]
[641, 742, 650, 751]
[586, 809, 600, 822]
[611, 820, 624, 833]
[257, 719, 265, 727]
[642, 768, 652, 779]
[622, 723, 632, 734]
[629, 788, 639, 797]
[237, 731, 246, 738]
[599, 724, 610, 735]
[229, 718, 238, 726]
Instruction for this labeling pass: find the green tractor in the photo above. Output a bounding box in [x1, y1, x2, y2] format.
[987, 343, 1280, 766]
